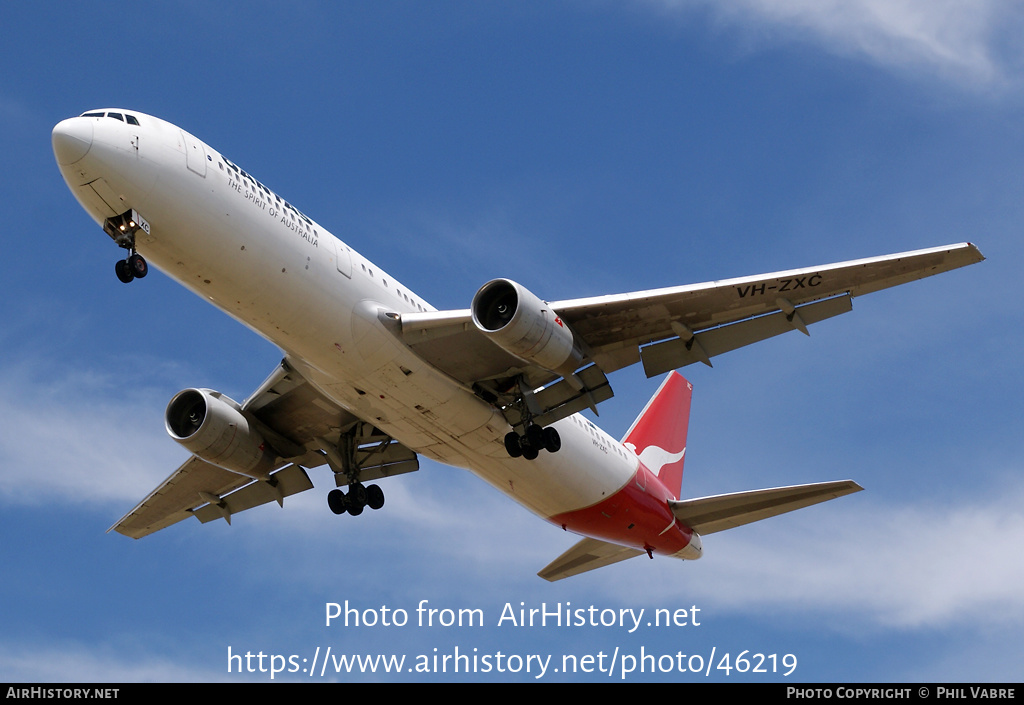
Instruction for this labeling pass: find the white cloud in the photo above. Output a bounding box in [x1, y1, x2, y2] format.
[644, 0, 1024, 87]
[0, 642, 221, 683]
[0, 361, 183, 507]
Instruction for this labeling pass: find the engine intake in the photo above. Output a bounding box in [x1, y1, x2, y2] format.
[471, 279, 582, 376]
[166, 388, 275, 479]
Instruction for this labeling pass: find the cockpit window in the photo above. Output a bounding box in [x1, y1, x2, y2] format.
[78, 111, 140, 125]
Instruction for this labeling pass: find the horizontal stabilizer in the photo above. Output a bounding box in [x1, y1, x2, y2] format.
[538, 536, 645, 582]
[669, 480, 863, 535]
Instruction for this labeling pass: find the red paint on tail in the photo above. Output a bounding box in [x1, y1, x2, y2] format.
[621, 371, 693, 499]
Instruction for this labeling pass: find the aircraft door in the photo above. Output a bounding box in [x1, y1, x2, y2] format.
[332, 236, 352, 278]
[180, 130, 207, 177]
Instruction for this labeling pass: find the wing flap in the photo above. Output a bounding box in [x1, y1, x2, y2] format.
[538, 536, 645, 582]
[669, 480, 863, 535]
[556, 242, 983, 357]
[503, 364, 615, 431]
[639, 294, 852, 377]
[193, 464, 314, 524]
[326, 433, 420, 486]
[109, 456, 252, 539]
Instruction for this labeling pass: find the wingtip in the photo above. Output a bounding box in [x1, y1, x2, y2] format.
[958, 241, 985, 262]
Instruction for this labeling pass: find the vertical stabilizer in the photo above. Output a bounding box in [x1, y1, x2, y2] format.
[621, 372, 692, 499]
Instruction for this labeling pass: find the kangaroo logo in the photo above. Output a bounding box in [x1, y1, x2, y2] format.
[624, 442, 686, 477]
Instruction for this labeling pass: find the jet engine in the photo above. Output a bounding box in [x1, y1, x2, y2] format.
[471, 279, 583, 377]
[165, 388, 276, 479]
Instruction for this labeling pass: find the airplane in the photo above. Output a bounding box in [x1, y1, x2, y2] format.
[52, 109, 984, 581]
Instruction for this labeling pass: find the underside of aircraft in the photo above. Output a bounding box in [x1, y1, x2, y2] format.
[52, 108, 984, 579]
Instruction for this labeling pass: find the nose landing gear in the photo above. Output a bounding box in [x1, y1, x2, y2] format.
[115, 252, 148, 283]
[104, 209, 150, 284]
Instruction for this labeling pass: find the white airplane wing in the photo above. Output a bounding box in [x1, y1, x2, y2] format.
[110, 359, 417, 538]
[109, 457, 315, 539]
[401, 242, 982, 389]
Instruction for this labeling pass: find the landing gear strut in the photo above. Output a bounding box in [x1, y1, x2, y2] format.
[319, 424, 405, 517]
[104, 210, 149, 284]
[496, 377, 562, 460]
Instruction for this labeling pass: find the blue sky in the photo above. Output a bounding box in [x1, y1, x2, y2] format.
[2, 0, 1022, 682]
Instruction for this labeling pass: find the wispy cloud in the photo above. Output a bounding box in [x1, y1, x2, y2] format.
[0, 361, 184, 506]
[644, 0, 1024, 88]
[0, 642, 221, 682]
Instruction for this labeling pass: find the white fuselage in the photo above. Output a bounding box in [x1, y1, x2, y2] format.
[54, 110, 647, 525]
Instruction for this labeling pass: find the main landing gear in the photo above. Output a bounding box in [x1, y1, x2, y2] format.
[327, 483, 385, 516]
[317, 423, 414, 518]
[504, 424, 561, 461]
[483, 377, 563, 460]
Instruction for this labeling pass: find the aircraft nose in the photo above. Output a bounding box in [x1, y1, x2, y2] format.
[52, 118, 94, 165]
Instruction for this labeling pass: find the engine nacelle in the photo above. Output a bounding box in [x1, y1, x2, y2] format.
[471, 279, 582, 376]
[165, 388, 275, 479]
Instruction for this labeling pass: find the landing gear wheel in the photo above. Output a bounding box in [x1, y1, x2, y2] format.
[128, 252, 148, 278]
[526, 424, 544, 450]
[522, 446, 539, 461]
[348, 483, 367, 506]
[504, 431, 523, 458]
[346, 483, 367, 515]
[327, 488, 347, 515]
[542, 427, 561, 453]
[366, 484, 385, 510]
[115, 259, 134, 283]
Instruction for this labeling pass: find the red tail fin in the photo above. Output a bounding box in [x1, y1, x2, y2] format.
[621, 372, 693, 499]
